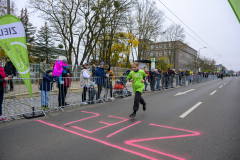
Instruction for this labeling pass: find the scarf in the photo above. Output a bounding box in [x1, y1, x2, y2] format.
[0, 67, 7, 87]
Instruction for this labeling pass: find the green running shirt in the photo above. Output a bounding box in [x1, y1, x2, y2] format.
[127, 69, 147, 93]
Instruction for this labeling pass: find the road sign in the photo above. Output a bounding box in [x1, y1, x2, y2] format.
[151, 58, 155, 70]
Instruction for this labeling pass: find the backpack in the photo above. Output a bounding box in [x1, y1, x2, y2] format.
[64, 75, 71, 87]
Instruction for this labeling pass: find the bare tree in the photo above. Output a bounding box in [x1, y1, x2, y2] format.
[135, 0, 165, 60]
[162, 24, 186, 67]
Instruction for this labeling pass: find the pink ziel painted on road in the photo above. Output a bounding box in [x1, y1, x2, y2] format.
[36, 120, 158, 160]
[125, 124, 201, 160]
[106, 121, 142, 138]
[72, 115, 129, 133]
[64, 111, 99, 126]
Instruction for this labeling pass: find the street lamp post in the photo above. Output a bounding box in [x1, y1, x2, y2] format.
[196, 47, 207, 71]
[7, 0, 10, 14]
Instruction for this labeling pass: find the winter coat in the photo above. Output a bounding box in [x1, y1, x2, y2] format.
[40, 73, 58, 91]
[92, 66, 96, 77]
[126, 69, 131, 75]
[95, 66, 107, 85]
[155, 72, 161, 80]
[149, 71, 156, 77]
[144, 70, 149, 81]
[57, 67, 71, 88]
[0, 67, 7, 92]
[168, 70, 175, 76]
[4, 61, 16, 76]
[80, 68, 91, 87]
[89, 87, 97, 98]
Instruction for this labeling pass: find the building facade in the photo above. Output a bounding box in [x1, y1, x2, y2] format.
[138, 40, 197, 71]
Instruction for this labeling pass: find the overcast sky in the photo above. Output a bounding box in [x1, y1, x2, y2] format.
[14, 0, 240, 71]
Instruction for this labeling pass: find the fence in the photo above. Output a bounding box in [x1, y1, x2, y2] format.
[1, 61, 129, 79]
[1, 74, 218, 121]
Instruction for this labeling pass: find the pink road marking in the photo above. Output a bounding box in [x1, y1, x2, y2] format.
[72, 115, 129, 133]
[64, 111, 99, 126]
[125, 124, 200, 160]
[36, 120, 158, 160]
[107, 121, 141, 138]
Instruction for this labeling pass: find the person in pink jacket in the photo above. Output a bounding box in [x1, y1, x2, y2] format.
[143, 68, 150, 91]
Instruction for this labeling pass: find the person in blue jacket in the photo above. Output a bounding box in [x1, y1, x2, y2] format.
[95, 62, 109, 100]
[40, 69, 58, 110]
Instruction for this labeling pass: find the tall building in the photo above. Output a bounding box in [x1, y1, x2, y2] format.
[138, 40, 197, 71]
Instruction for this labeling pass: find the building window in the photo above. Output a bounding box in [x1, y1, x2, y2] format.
[156, 44, 158, 48]
[164, 50, 167, 56]
[169, 50, 171, 54]
[169, 43, 172, 47]
[159, 44, 162, 48]
[156, 52, 158, 56]
[150, 52, 153, 56]
[146, 52, 149, 57]
[159, 51, 162, 56]
[164, 44, 167, 48]
[151, 45, 154, 49]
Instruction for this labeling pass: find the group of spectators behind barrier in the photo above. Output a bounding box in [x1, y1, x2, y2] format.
[1, 73, 219, 120]
[0, 61, 128, 79]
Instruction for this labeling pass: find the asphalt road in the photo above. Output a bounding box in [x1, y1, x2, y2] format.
[0, 77, 240, 160]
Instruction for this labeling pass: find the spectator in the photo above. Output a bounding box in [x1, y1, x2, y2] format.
[95, 62, 109, 101]
[149, 69, 156, 91]
[40, 69, 58, 110]
[108, 65, 115, 100]
[0, 60, 11, 121]
[80, 63, 92, 105]
[163, 70, 169, 89]
[92, 64, 96, 83]
[126, 68, 131, 75]
[89, 83, 97, 104]
[4, 57, 16, 91]
[53, 59, 69, 107]
[168, 67, 175, 88]
[143, 68, 149, 91]
[178, 69, 183, 86]
[155, 69, 161, 91]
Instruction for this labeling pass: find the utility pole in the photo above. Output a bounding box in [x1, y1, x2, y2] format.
[7, 0, 10, 14]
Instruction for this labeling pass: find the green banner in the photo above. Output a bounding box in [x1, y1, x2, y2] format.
[0, 15, 32, 97]
[228, 0, 240, 23]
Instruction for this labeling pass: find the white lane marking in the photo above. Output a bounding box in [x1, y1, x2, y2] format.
[210, 90, 217, 95]
[219, 85, 222, 88]
[174, 89, 195, 96]
[224, 83, 226, 85]
[180, 102, 202, 118]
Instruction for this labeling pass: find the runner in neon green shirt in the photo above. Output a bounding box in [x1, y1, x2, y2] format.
[127, 62, 147, 118]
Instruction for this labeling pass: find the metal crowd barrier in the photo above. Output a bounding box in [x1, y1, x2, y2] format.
[1, 74, 217, 121]
[1, 76, 135, 120]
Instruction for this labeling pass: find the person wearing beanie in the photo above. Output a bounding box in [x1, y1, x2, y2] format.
[80, 63, 92, 105]
[40, 69, 59, 110]
[88, 83, 97, 104]
[62, 59, 67, 64]
[95, 62, 109, 100]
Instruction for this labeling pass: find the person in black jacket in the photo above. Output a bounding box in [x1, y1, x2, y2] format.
[4, 57, 16, 91]
[163, 71, 169, 89]
[0, 60, 12, 121]
[149, 69, 156, 91]
[168, 67, 175, 88]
